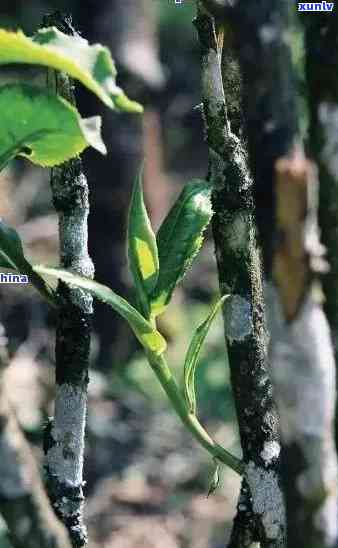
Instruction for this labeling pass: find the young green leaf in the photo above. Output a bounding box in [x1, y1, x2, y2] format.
[0, 28, 143, 113]
[0, 220, 56, 306]
[207, 459, 220, 497]
[0, 84, 106, 170]
[184, 295, 228, 415]
[128, 169, 159, 318]
[151, 180, 213, 317]
[34, 266, 167, 355]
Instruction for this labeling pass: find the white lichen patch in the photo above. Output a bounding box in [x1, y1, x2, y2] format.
[46, 383, 86, 487]
[59, 211, 94, 312]
[223, 295, 252, 342]
[202, 49, 226, 118]
[246, 461, 285, 541]
[260, 441, 281, 466]
[224, 213, 250, 252]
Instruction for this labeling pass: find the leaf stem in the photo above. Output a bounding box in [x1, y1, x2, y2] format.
[146, 351, 244, 476]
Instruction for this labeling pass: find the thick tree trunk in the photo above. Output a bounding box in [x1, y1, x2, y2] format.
[195, 5, 285, 546]
[217, 1, 338, 546]
[0, 329, 71, 548]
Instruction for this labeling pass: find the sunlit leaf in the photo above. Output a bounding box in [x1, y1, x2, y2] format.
[0, 27, 143, 113]
[0, 84, 106, 170]
[128, 169, 159, 318]
[151, 180, 213, 316]
[184, 296, 228, 414]
[34, 266, 167, 355]
[0, 220, 56, 305]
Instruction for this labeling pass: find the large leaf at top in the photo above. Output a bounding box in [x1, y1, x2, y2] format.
[0, 84, 106, 170]
[34, 266, 167, 355]
[128, 169, 159, 319]
[184, 296, 228, 414]
[150, 180, 213, 317]
[0, 28, 143, 113]
[0, 220, 56, 306]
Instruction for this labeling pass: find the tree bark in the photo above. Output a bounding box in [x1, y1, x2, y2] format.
[42, 17, 94, 546]
[195, 5, 285, 546]
[224, 1, 338, 546]
[0, 328, 71, 548]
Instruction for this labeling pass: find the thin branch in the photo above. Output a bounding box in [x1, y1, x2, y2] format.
[146, 352, 243, 475]
[42, 13, 94, 547]
[194, 4, 285, 546]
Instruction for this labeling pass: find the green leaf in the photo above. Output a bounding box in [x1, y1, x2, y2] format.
[184, 296, 228, 414]
[0, 27, 143, 113]
[34, 266, 167, 355]
[207, 459, 220, 497]
[151, 180, 213, 317]
[0, 220, 27, 271]
[0, 84, 106, 170]
[128, 168, 159, 318]
[0, 220, 56, 305]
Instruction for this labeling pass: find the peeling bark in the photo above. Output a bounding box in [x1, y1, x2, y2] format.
[0, 330, 71, 548]
[195, 5, 285, 546]
[43, 15, 93, 547]
[224, 1, 338, 546]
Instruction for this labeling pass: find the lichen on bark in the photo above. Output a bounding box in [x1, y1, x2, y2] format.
[43, 14, 94, 547]
[195, 3, 285, 546]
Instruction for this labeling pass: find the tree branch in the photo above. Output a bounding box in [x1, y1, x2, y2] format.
[194, 4, 285, 546]
[42, 13, 94, 547]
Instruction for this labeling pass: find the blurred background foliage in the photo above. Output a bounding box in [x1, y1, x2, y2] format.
[0, 2, 241, 547]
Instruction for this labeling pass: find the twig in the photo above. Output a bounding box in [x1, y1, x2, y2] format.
[146, 351, 243, 475]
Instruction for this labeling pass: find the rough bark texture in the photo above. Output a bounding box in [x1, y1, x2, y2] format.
[45, 160, 93, 548]
[0, 329, 71, 548]
[222, 1, 338, 546]
[195, 5, 285, 546]
[303, 11, 338, 446]
[43, 15, 93, 547]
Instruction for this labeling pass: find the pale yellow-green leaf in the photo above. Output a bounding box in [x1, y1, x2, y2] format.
[128, 169, 159, 318]
[0, 28, 143, 113]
